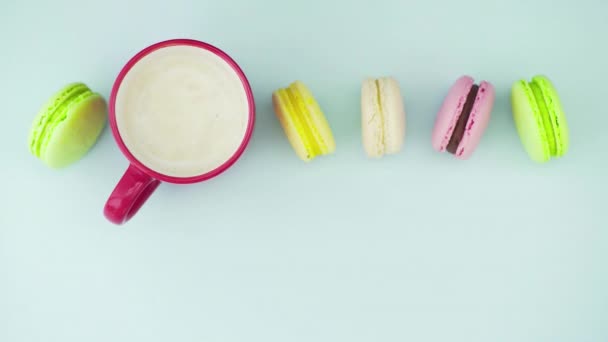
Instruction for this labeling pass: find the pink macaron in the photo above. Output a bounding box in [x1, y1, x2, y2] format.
[431, 76, 495, 159]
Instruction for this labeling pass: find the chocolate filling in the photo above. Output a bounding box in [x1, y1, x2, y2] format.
[447, 84, 479, 154]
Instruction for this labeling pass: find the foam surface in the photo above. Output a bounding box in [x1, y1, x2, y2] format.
[115, 45, 249, 177]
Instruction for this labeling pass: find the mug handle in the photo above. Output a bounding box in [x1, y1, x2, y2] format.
[104, 164, 161, 225]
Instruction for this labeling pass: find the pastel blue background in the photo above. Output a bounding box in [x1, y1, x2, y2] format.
[1, 0, 607, 341]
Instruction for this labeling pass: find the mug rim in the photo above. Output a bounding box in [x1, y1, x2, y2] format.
[108, 38, 256, 184]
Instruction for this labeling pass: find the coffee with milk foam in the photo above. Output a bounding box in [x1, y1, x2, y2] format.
[115, 45, 249, 178]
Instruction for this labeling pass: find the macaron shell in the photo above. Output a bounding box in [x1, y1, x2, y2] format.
[42, 94, 107, 168]
[379, 77, 406, 155]
[272, 91, 310, 161]
[361, 77, 405, 158]
[29, 83, 89, 156]
[361, 78, 381, 157]
[454, 81, 495, 159]
[292, 81, 336, 155]
[532, 76, 569, 157]
[431, 76, 475, 152]
[512, 80, 550, 163]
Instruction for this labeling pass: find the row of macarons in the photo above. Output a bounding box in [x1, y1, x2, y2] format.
[28, 73, 568, 170]
[271, 75, 569, 163]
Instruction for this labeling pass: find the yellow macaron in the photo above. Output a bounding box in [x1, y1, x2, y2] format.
[272, 81, 336, 161]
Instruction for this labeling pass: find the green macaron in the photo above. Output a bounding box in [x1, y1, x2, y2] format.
[29, 83, 107, 168]
[511, 75, 570, 163]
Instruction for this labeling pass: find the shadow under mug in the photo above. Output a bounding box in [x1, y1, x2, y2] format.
[103, 39, 256, 225]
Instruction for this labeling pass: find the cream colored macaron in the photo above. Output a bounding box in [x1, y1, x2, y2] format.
[361, 77, 406, 158]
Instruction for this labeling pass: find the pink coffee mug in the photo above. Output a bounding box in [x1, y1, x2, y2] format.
[103, 39, 255, 225]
